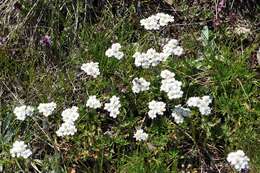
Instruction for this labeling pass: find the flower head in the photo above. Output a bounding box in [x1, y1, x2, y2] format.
[133, 48, 164, 68]
[13, 105, 34, 121]
[160, 70, 183, 99]
[86, 95, 102, 109]
[187, 96, 212, 115]
[56, 121, 77, 137]
[132, 77, 150, 93]
[227, 150, 250, 171]
[133, 38, 184, 69]
[57, 106, 79, 137]
[61, 106, 79, 122]
[162, 39, 184, 58]
[156, 13, 175, 26]
[81, 62, 100, 78]
[38, 102, 56, 117]
[133, 129, 148, 141]
[148, 100, 166, 119]
[105, 43, 124, 60]
[10, 140, 32, 159]
[160, 69, 175, 79]
[104, 96, 121, 118]
[140, 13, 174, 30]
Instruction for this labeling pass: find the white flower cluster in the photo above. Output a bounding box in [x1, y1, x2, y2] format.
[104, 96, 121, 118]
[133, 40, 184, 69]
[171, 105, 191, 124]
[133, 48, 165, 68]
[56, 121, 77, 137]
[86, 95, 102, 109]
[13, 105, 34, 121]
[81, 62, 100, 78]
[160, 70, 183, 99]
[187, 96, 212, 115]
[148, 100, 166, 119]
[227, 150, 250, 171]
[132, 77, 150, 93]
[162, 39, 184, 57]
[133, 129, 148, 141]
[10, 140, 32, 159]
[56, 106, 79, 137]
[37, 102, 57, 117]
[140, 13, 174, 30]
[105, 43, 124, 60]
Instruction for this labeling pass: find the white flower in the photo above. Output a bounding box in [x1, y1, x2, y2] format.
[57, 106, 79, 137]
[186, 97, 201, 107]
[38, 102, 57, 117]
[56, 121, 77, 137]
[171, 105, 191, 124]
[133, 48, 164, 69]
[160, 69, 175, 79]
[104, 96, 121, 118]
[157, 13, 174, 26]
[81, 62, 100, 78]
[105, 43, 124, 60]
[172, 46, 184, 56]
[227, 150, 250, 171]
[10, 140, 32, 159]
[133, 129, 148, 141]
[162, 39, 184, 59]
[148, 100, 166, 119]
[163, 39, 179, 56]
[140, 13, 174, 30]
[186, 96, 212, 115]
[86, 95, 102, 109]
[61, 106, 79, 122]
[160, 70, 183, 99]
[140, 15, 160, 30]
[133, 39, 184, 69]
[132, 77, 150, 93]
[13, 105, 34, 121]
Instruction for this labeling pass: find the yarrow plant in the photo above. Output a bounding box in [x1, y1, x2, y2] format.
[10, 140, 32, 159]
[148, 100, 166, 119]
[56, 106, 79, 137]
[132, 77, 150, 93]
[61, 106, 79, 122]
[56, 121, 77, 137]
[104, 96, 121, 118]
[162, 39, 184, 57]
[140, 13, 174, 30]
[160, 70, 184, 99]
[133, 129, 148, 141]
[105, 43, 124, 60]
[6, 7, 235, 172]
[227, 150, 250, 171]
[81, 62, 100, 78]
[37, 102, 57, 117]
[86, 95, 102, 109]
[133, 48, 164, 68]
[187, 96, 212, 115]
[133, 39, 184, 69]
[13, 105, 34, 121]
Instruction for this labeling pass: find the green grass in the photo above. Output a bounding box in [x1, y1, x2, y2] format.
[1, 1, 260, 173]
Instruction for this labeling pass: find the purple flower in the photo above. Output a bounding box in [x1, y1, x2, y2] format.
[40, 35, 51, 47]
[0, 36, 6, 46]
